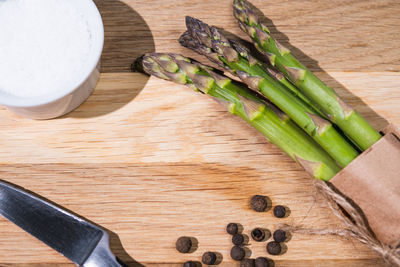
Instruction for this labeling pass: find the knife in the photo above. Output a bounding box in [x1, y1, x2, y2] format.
[0, 180, 129, 267]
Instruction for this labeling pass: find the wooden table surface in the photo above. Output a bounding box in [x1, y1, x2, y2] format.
[1, 0, 399, 266]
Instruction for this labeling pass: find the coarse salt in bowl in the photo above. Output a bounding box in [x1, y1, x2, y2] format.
[0, 0, 104, 119]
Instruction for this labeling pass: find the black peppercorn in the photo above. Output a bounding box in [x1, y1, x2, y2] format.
[183, 261, 198, 267]
[251, 228, 266, 242]
[240, 258, 255, 267]
[255, 257, 270, 267]
[232, 233, 245, 245]
[250, 195, 268, 212]
[176, 236, 192, 253]
[202, 252, 217, 265]
[273, 205, 286, 218]
[273, 229, 287, 243]
[266, 241, 281, 255]
[226, 223, 239, 235]
[230, 245, 245, 261]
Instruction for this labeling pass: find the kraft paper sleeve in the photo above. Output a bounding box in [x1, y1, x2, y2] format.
[330, 123, 400, 246]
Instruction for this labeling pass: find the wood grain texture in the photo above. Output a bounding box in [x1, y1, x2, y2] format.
[0, 72, 397, 266]
[96, 0, 400, 73]
[0, 0, 399, 266]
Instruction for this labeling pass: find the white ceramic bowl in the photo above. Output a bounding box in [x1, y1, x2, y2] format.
[0, 0, 104, 119]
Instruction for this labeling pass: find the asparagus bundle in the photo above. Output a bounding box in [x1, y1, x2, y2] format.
[233, 0, 381, 150]
[180, 17, 359, 167]
[137, 53, 340, 180]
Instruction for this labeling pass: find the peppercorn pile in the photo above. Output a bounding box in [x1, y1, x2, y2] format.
[175, 195, 291, 266]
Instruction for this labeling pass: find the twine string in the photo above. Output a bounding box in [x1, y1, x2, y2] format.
[279, 180, 400, 266]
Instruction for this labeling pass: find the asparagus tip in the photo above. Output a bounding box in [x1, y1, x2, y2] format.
[233, 0, 246, 10]
[131, 55, 146, 73]
[185, 15, 198, 27]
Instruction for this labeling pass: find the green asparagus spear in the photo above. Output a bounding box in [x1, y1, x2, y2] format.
[233, 0, 381, 150]
[137, 53, 340, 180]
[180, 18, 359, 167]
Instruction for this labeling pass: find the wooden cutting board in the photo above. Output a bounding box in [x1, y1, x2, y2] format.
[0, 0, 399, 266]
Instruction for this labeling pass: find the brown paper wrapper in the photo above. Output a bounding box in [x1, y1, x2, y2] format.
[331, 123, 400, 246]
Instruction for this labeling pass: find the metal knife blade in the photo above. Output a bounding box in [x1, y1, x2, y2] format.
[0, 181, 125, 267]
